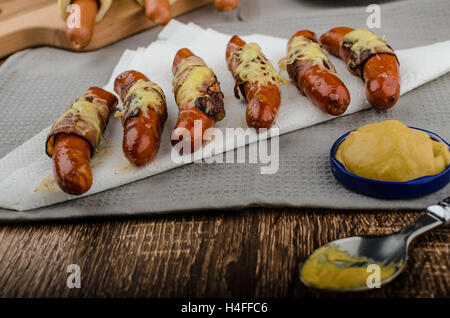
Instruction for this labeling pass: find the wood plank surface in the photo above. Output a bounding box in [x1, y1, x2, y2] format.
[0, 208, 448, 298]
[0, 0, 52, 22]
[0, 0, 212, 58]
[0, 0, 448, 300]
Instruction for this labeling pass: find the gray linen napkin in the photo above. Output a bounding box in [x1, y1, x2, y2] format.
[0, 0, 448, 222]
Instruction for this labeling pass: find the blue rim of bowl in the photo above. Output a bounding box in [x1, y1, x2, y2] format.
[330, 127, 450, 186]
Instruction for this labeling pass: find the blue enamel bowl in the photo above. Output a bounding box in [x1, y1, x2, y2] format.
[330, 127, 450, 199]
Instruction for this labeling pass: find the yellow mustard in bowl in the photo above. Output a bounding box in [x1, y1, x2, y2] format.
[301, 245, 398, 289]
[335, 120, 450, 182]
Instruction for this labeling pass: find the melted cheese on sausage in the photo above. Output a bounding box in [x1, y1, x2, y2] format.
[66, 99, 102, 141]
[279, 35, 331, 71]
[234, 42, 287, 88]
[173, 63, 215, 108]
[115, 79, 165, 119]
[343, 28, 388, 53]
[175, 55, 205, 75]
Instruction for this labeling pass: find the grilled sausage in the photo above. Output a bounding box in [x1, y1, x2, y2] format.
[280, 30, 350, 115]
[114, 70, 167, 166]
[66, 0, 98, 49]
[319, 27, 400, 110]
[144, 0, 171, 25]
[46, 87, 117, 195]
[319, 27, 353, 57]
[226, 35, 285, 128]
[171, 48, 225, 153]
[52, 134, 93, 195]
[214, 0, 239, 11]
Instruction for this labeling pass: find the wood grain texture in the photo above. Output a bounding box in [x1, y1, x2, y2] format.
[0, 0, 212, 58]
[0, 208, 448, 298]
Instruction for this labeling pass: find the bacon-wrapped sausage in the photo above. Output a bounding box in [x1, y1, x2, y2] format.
[171, 48, 225, 153]
[114, 70, 167, 166]
[319, 27, 400, 110]
[226, 35, 286, 128]
[279, 30, 350, 116]
[135, 0, 171, 25]
[214, 0, 239, 11]
[46, 87, 117, 195]
[58, 0, 113, 49]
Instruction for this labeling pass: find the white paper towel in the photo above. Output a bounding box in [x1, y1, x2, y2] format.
[1, 20, 450, 211]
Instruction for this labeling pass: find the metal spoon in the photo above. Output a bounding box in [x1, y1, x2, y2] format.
[301, 196, 450, 292]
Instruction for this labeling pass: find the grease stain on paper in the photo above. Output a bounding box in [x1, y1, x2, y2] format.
[114, 163, 134, 175]
[34, 174, 57, 193]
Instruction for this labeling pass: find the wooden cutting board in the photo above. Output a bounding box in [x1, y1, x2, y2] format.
[0, 0, 212, 58]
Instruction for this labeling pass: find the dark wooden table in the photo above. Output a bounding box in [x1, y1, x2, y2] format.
[0, 207, 448, 298]
[0, 43, 448, 299]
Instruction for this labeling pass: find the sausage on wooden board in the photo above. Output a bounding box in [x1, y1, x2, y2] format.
[144, 0, 171, 25]
[214, 0, 239, 11]
[66, 0, 98, 49]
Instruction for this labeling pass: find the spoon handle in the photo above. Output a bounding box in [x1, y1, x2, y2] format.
[399, 213, 443, 243]
[427, 196, 450, 225]
[397, 197, 449, 242]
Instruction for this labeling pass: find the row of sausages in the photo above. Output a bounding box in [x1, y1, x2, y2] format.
[46, 27, 400, 195]
[61, 0, 239, 49]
